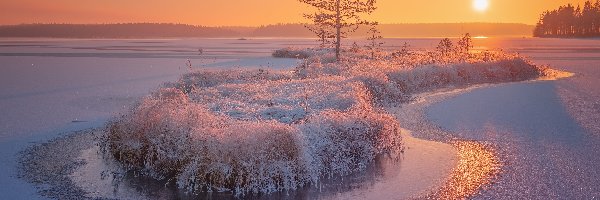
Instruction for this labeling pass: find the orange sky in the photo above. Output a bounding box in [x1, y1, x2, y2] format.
[0, 0, 591, 26]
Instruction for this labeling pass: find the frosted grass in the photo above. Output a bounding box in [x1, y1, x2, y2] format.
[101, 44, 557, 195]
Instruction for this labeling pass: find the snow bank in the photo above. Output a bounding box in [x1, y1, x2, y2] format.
[272, 47, 332, 59]
[188, 76, 370, 123]
[293, 48, 547, 104]
[104, 79, 401, 195]
[103, 44, 554, 195]
[165, 68, 293, 93]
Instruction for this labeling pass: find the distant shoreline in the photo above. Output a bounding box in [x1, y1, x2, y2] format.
[533, 36, 600, 40]
[0, 23, 533, 39]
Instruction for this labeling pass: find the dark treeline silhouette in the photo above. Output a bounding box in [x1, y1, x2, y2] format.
[0, 23, 533, 38]
[250, 23, 533, 38]
[0, 23, 242, 38]
[250, 24, 313, 37]
[534, 0, 600, 37]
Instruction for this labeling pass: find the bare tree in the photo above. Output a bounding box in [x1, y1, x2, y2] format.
[299, 0, 378, 60]
[365, 23, 383, 59]
[437, 38, 453, 57]
[304, 10, 335, 47]
[400, 42, 411, 55]
[456, 33, 473, 53]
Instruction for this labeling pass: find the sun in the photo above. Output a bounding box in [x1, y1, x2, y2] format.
[473, 0, 489, 12]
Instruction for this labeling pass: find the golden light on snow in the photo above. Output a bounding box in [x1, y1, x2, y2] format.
[432, 140, 501, 199]
[473, 0, 490, 12]
[537, 67, 576, 81]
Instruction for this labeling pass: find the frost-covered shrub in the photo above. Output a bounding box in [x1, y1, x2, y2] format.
[105, 43, 553, 196]
[273, 47, 312, 59]
[106, 88, 224, 177]
[105, 73, 402, 195]
[293, 58, 349, 78]
[300, 108, 402, 178]
[166, 68, 292, 93]
[109, 105, 309, 194]
[188, 76, 368, 123]
[105, 88, 309, 193]
[273, 47, 338, 64]
[179, 121, 308, 194]
[272, 47, 322, 59]
[384, 57, 541, 94]
[287, 47, 545, 105]
[350, 72, 406, 104]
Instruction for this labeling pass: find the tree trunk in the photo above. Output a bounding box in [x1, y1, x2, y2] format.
[320, 30, 326, 47]
[335, 0, 341, 61]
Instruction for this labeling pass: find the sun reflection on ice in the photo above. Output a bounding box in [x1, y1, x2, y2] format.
[431, 140, 501, 199]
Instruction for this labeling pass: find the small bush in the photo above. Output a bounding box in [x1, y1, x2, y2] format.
[286, 46, 545, 105]
[105, 75, 402, 195]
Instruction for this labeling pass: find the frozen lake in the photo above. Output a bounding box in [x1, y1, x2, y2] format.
[0, 38, 310, 199]
[427, 39, 600, 198]
[1, 37, 600, 199]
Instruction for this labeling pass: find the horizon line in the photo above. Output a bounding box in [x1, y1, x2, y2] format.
[0, 22, 537, 27]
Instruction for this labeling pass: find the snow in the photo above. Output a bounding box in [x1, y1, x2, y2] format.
[288, 46, 552, 105]
[325, 129, 457, 200]
[422, 43, 600, 198]
[104, 83, 403, 194]
[205, 56, 300, 69]
[425, 81, 600, 198]
[1, 37, 590, 199]
[102, 40, 555, 195]
[0, 38, 312, 199]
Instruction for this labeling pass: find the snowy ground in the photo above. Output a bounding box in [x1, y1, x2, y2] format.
[0, 38, 305, 199]
[426, 59, 600, 198]
[21, 129, 453, 199]
[2, 37, 598, 199]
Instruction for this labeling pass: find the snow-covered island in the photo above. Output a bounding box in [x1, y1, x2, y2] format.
[90, 39, 569, 197]
[7, 0, 600, 198]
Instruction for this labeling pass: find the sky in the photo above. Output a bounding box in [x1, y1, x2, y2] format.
[0, 0, 591, 26]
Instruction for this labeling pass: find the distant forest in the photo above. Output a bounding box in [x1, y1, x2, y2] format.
[0, 23, 533, 38]
[251, 23, 533, 38]
[0, 23, 242, 38]
[534, 0, 600, 38]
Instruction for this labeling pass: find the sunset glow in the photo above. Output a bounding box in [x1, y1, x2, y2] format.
[0, 0, 593, 26]
[473, 0, 490, 12]
[4, 0, 600, 199]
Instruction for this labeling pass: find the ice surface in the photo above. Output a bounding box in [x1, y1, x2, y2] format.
[3, 37, 600, 199]
[426, 66, 600, 198]
[0, 38, 310, 199]
[102, 38, 554, 195]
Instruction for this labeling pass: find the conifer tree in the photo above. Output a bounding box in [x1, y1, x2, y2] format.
[299, 0, 378, 60]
